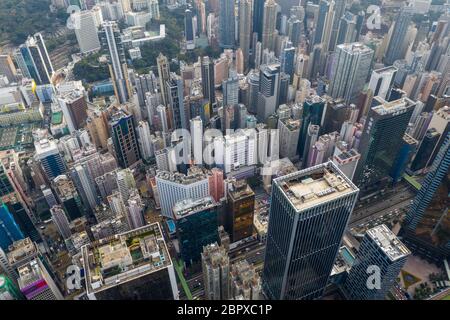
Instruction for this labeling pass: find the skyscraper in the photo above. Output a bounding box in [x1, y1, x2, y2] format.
[185, 9, 195, 50]
[190, 116, 203, 166]
[219, 0, 235, 48]
[166, 73, 187, 129]
[368, 66, 398, 101]
[354, 97, 415, 192]
[262, 162, 359, 300]
[222, 70, 239, 106]
[262, 0, 278, 52]
[202, 242, 230, 300]
[343, 224, 410, 300]
[157, 53, 170, 107]
[34, 139, 66, 181]
[226, 180, 255, 242]
[329, 43, 374, 104]
[0, 203, 24, 251]
[253, 0, 265, 42]
[201, 56, 215, 108]
[297, 95, 326, 159]
[173, 196, 219, 266]
[50, 205, 71, 240]
[384, 6, 413, 65]
[74, 10, 101, 54]
[100, 21, 132, 104]
[16, 33, 54, 85]
[110, 111, 141, 169]
[257, 64, 281, 122]
[57, 90, 88, 133]
[238, 0, 252, 71]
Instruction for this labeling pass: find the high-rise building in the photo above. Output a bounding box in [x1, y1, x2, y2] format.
[230, 259, 261, 300]
[384, 6, 413, 65]
[136, 121, 153, 161]
[155, 169, 210, 218]
[335, 11, 364, 49]
[116, 168, 136, 203]
[74, 10, 101, 54]
[166, 73, 187, 130]
[262, 0, 278, 52]
[257, 64, 281, 122]
[222, 71, 239, 106]
[185, 9, 195, 50]
[0, 54, 18, 83]
[0, 204, 24, 251]
[125, 189, 145, 229]
[53, 174, 84, 220]
[219, 0, 235, 48]
[16, 33, 54, 85]
[34, 139, 66, 181]
[262, 162, 359, 300]
[83, 223, 179, 300]
[354, 97, 415, 192]
[0, 274, 23, 300]
[297, 96, 325, 159]
[368, 66, 398, 101]
[344, 224, 410, 300]
[157, 53, 170, 107]
[401, 133, 450, 259]
[253, 0, 265, 42]
[278, 118, 301, 159]
[329, 43, 373, 104]
[50, 205, 71, 240]
[226, 180, 255, 242]
[173, 196, 219, 266]
[201, 56, 215, 108]
[202, 242, 230, 300]
[57, 90, 88, 133]
[100, 21, 132, 103]
[238, 0, 252, 71]
[190, 116, 203, 166]
[110, 111, 141, 169]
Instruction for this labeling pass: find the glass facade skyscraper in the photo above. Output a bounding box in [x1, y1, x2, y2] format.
[262, 162, 359, 300]
[0, 203, 24, 251]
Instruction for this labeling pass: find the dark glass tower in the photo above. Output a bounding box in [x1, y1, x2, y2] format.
[110, 111, 141, 169]
[253, 0, 265, 42]
[262, 162, 359, 300]
[354, 97, 415, 193]
[297, 96, 325, 158]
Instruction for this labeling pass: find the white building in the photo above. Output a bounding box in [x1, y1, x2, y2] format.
[74, 10, 102, 54]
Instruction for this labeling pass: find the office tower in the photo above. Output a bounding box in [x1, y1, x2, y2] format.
[17, 259, 63, 300]
[222, 71, 239, 106]
[384, 7, 413, 65]
[155, 170, 210, 218]
[110, 111, 140, 168]
[257, 64, 281, 122]
[401, 133, 449, 258]
[226, 180, 255, 242]
[344, 225, 410, 300]
[390, 134, 418, 183]
[335, 11, 364, 48]
[280, 43, 295, 79]
[262, 162, 359, 300]
[262, 0, 278, 52]
[209, 168, 224, 202]
[173, 196, 219, 266]
[219, 0, 235, 48]
[16, 33, 54, 85]
[50, 205, 71, 240]
[0, 204, 24, 251]
[156, 104, 169, 133]
[83, 223, 178, 300]
[74, 10, 101, 54]
[53, 175, 84, 220]
[34, 139, 66, 181]
[410, 128, 440, 172]
[252, 0, 265, 42]
[157, 53, 170, 107]
[422, 106, 450, 169]
[368, 66, 398, 101]
[202, 242, 230, 300]
[136, 121, 153, 161]
[0, 54, 18, 83]
[100, 21, 132, 104]
[238, 0, 252, 71]
[57, 91, 88, 133]
[246, 70, 260, 114]
[201, 56, 215, 107]
[297, 96, 325, 158]
[354, 97, 415, 191]
[230, 260, 261, 300]
[166, 73, 187, 130]
[278, 118, 301, 159]
[0, 274, 23, 300]
[185, 9, 195, 50]
[321, 100, 353, 135]
[125, 190, 145, 229]
[190, 116, 203, 166]
[329, 43, 374, 104]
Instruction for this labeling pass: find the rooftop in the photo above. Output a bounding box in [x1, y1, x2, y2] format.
[173, 196, 217, 219]
[228, 180, 254, 201]
[366, 224, 410, 261]
[82, 223, 172, 295]
[372, 97, 415, 116]
[274, 162, 358, 212]
[156, 169, 209, 185]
